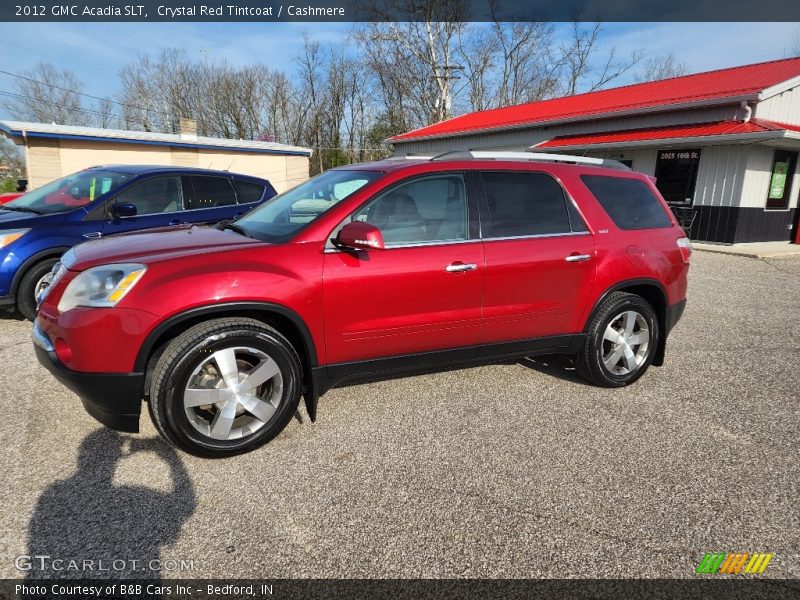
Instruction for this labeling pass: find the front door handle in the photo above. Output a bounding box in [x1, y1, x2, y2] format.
[82, 232, 102, 239]
[445, 262, 478, 273]
[565, 253, 592, 262]
[169, 219, 187, 226]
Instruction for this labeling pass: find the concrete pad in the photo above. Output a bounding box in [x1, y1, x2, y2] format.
[692, 241, 800, 258]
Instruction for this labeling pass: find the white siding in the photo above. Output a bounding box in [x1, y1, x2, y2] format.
[754, 86, 800, 125]
[692, 146, 747, 208]
[740, 146, 775, 209]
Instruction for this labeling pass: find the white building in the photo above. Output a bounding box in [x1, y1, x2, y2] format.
[0, 119, 312, 193]
[391, 58, 800, 244]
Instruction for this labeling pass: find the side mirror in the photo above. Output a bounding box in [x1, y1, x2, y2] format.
[111, 202, 137, 218]
[336, 221, 385, 251]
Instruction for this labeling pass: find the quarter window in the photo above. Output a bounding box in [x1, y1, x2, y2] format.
[236, 180, 266, 203]
[113, 176, 183, 215]
[190, 176, 237, 208]
[352, 174, 468, 246]
[481, 171, 572, 237]
[582, 175, 672, 230]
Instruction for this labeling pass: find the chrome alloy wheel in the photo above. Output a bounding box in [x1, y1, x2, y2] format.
[601, 310, 650, 376]
[183, 347, 284, 441]
[34, 273, 51, 303]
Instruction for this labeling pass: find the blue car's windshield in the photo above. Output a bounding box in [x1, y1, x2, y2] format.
[5, 170, 133, 214]
[234, 169, 382, 243]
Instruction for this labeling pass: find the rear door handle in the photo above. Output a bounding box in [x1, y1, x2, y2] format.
[565, 253, 592, 262]
[169, 219, 187, 226]
[445, 262, 478, 273]
[82, 232, 102, 239]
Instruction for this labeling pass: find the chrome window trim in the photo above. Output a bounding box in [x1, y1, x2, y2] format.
[481, 230, 591, 242]
[324, 237, 478, 253]
[323, 231, 590, 253]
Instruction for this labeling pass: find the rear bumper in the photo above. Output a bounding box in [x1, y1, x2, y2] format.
[33, 320, 144, 432]
[666, 299, 686, 335]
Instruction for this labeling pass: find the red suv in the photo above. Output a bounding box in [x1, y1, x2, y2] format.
[34, 152, 691, 457]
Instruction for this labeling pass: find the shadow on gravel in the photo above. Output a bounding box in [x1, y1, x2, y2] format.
[517, 355, 589, 385]
[24, 428, 196, 579]
[0, 308, 26, 322]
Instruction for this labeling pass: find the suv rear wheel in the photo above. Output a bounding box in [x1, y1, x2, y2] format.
[149, 318, 303, 457]
[577, 292, 660, 387]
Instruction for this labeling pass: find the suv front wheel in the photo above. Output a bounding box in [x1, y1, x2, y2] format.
[577, 292, 660, 387]
[149, 318, 303, 457]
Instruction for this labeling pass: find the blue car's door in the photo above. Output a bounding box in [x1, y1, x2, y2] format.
[99, 175, 189, 236]
[184, 175, 247, 224]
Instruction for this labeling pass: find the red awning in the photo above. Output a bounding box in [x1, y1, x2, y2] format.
[534, 119, 800, 150]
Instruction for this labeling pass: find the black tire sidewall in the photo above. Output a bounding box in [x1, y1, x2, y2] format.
[589, 295, 659, 387]
[17, 258, 58, 321]
[156, 328, 301, 456]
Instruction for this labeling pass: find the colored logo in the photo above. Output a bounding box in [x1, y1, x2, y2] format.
[696, 552, 773, 575]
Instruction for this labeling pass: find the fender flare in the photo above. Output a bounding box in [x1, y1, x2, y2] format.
[584, 278, 669, 366]
[10, 247, 70, 297]
[135, 302, 321, 421]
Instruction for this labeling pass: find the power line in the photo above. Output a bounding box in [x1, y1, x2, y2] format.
[0, 69, 169, 118]
[0, 89, 176, 133]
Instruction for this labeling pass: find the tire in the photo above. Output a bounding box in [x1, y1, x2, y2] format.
[576, 292, 660, 388]
[148, 317, 303, 457]
[17, 258, 59, 321]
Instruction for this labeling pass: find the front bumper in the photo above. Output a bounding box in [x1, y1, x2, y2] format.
[33, 320, 144, 432]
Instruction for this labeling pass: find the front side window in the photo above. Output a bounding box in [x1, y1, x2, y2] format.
[113, 176, 183, 215]
[4, 170, 133, 214]
[235, 169, 382, 243]
[481, 171, 572, 237]
[190, 176, 237, 208]
[352, 174, 468, 246]
[582, 175, 672, 230]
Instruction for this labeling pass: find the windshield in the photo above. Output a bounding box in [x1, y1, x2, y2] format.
[4, 169, 134, 214]
[233, 169, 383, 243]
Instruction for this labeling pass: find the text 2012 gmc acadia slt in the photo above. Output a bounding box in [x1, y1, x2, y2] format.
[33, 152, 691, 457]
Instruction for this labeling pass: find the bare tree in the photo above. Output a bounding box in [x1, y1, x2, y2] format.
[1, 63, 89, 125]
[636, 54, 688, 82]
[0, 139, 25, 175]
[356, 0, 469, 129]
[558, 22, 642, 95]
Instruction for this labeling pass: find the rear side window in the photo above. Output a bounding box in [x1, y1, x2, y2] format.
[190, 176, 237, 208]
[481, 171, 572, 237]
[581, 175, 672, 230]
[236, 180, 266, 203]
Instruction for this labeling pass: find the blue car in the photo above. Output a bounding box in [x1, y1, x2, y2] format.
[0, 165, 276, 320]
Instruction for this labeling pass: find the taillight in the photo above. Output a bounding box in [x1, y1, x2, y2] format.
[677, 237, 692, 263]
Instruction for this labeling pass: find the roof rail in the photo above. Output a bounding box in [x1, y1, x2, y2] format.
[428, 150, 631, 170]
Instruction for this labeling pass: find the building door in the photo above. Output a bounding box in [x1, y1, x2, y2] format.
[654, 149, 702, 206]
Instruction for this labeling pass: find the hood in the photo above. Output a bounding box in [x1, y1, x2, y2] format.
[0, 209, 42, 227]
[67, 225, 265, 270]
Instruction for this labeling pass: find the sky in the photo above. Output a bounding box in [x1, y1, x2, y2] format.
[0, 21, 798, 120]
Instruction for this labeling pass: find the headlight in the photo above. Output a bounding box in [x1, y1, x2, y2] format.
[0, 229, 29, 249]
[58, 264, 147, 312]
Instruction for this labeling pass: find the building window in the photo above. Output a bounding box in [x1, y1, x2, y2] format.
[765, 150, 797, 210]
[654, 149, 702, 206]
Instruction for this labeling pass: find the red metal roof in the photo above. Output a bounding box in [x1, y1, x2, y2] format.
[534, 118, 800, 149]
[391, 57, 800, 142]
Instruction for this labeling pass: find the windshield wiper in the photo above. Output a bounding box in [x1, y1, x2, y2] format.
[217, 221, 250, 238]
[2, 206, 43, 215]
